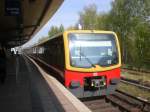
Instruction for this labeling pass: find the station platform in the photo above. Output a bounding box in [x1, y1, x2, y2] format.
[0, 55, 91, 112]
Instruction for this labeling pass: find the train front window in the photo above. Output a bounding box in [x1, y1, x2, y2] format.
[68, 33, 118, 68]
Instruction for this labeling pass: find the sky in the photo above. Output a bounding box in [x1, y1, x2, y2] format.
[22, 0, 113, 48]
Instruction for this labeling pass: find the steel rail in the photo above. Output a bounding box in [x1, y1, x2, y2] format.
[120, 79, 150, 91]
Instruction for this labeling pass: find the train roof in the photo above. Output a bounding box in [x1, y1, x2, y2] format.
[32, 30, 117, 47]
[64, 30, 116, 34]
[31, 32, 63, 48]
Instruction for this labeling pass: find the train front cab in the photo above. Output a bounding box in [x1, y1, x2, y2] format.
[63, 30, 121, 98]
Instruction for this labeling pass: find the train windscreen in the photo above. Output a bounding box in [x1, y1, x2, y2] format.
[68, 33, 118, 68]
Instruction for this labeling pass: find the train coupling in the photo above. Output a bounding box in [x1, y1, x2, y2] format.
[91, 78, 106, 88]
[84, 76, 106, 89]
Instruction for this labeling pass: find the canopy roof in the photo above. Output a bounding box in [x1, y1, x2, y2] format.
[0, 0, 63, 47]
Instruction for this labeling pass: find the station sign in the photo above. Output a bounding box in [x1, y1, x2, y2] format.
[5, 0, 21, 16]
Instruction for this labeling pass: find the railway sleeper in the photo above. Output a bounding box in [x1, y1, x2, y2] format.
[83, 99, 106, 105]
[105, 96, 141, 112]
[87, 103, 112, 110]
[113, 92, 143, 107]
[116, 90, 150, 112]
[93, 107, 120, 112]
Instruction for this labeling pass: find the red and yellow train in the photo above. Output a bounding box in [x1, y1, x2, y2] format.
[24, 30, 121, 98]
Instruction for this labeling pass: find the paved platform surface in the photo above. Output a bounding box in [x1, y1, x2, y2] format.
[0, 55, 91, 112]
[0, 56, 32, 112]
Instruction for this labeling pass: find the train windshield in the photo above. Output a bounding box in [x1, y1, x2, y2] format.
[68, 33, 118, 68]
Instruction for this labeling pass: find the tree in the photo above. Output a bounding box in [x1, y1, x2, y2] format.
[106, 0, 150, 65]
[59, 24, 64, 32]
[134, 22, 150, 69]
[78, 4, 99, 30]
[48, 24, 64, 37]
[67, 25, 77, 30]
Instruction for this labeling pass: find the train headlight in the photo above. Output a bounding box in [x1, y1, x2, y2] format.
[103, 82, 106, 86]
[91, 82, 94, 87]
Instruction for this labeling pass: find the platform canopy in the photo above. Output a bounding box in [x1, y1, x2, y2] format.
[0, 0, 63, 48]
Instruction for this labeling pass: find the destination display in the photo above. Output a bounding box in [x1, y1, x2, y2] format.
[5, 0, 21, 16]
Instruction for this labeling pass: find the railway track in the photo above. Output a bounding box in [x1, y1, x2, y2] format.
[121, 68, 150, 91]
[122, 68, 150, 75]
[81, 90, 150, 112]
[121, 77, 150, 91]
[82, 97, 121, 112]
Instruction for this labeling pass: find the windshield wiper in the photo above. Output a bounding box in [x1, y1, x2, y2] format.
[80, 52, 96, 68]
